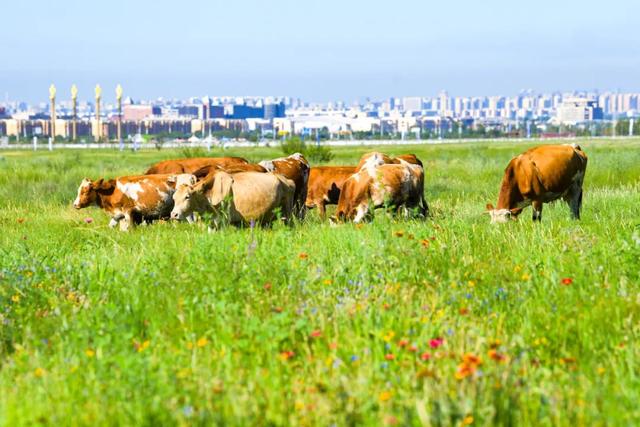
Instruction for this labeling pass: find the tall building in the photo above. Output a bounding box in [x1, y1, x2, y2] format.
[555, 98, 603, 124]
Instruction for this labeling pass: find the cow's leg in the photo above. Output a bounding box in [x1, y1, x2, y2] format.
[119, 212, 132, 231]
[570, 188, 582, 219]
[420, 196, 429, 218]
[532, 200, 543, 222]
[316, 200, 326, 219]
[109, 213, 125, 228]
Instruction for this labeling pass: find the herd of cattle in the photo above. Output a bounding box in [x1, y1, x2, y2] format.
[72, 143, 588, 230]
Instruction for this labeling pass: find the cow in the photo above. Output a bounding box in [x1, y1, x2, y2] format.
[486, 144, 588, 223]
[170, 171, 295, 229]
[73, 174, 194, 230]
[355, 152, 423, 170]
[305, 166, 356, 218]
[259, 153, 310, 220]
[333, 154, 428, 223]
[145, 156, 249, 175]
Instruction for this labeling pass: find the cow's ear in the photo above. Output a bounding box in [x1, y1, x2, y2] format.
[486, 203, 494, 211]
[210, 172, 234, 205]
[167, 175, 177, 184]
[92, 178, 104, 189]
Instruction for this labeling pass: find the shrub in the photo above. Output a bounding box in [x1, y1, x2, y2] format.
[281, 136, 334, 163]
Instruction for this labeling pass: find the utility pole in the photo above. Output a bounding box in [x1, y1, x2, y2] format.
[116, 84, 123, 149]
[94, 85, 102, 142]
[49, 84, 56, 141]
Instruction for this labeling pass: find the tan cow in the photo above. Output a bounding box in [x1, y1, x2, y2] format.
[355, 152, 423, 170]
[486, 143, 588, 223]
[170, 171, 295, 228]
[259, 153, 310, 219]
[333, 155, 428, 223]
[73, 174, 194, 230]
[145, 156, 249, 175]
[305, 166, 356, 218]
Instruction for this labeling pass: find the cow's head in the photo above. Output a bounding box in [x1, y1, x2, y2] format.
[73, 178, 112, 209]
[171, 184, 197, 220]
[485, 203, 520, 223]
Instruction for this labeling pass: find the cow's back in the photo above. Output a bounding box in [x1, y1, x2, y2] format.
[227, 172, 294, 222]
[521, 145, 587, 195]
[146, 157, 248, 175]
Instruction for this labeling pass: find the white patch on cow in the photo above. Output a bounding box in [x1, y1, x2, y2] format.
[489, 209, 511, 224]
[353, 203, 369, 223]
[259, 160, 275, 171]
[117, 181, 143, 201]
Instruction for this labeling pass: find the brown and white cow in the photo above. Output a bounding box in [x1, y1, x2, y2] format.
[486, 144, 588, 223]
[305, 166, 356, 218]
[170, 171, 295, 229]
[355, 152, 423, 170]
[145, 156, 249, 175]
[73, 174, 194, 230]
[259, 153, 310, 219]
[333, 155, 428, 223]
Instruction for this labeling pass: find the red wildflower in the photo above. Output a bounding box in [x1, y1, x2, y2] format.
[84, 217, 93, 224]
[408, 344, 418, 352]
[488, 349, 508, 363]
[429, 338, 444, 349]
[384, 353, 395, 361]
[420, 352, 431, 361]
[397, 339, 409, 348]
[298, 253, 308, 260]
[263, 282, 272, 291]
[310, 330, 322, 338]
[459, 307, 469, 315]
[420, 239, 430, 248]
[561, 277, 573, 285]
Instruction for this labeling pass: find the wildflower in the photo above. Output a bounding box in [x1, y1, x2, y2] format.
[397, 339, 409, 348]
[394, 230, 404, 238]
[294, 400, 305, 411]
[84, 217, 93, 224]
[11, 294, 20, 303]
[310, 330, 322, 338]
[561, 277, 573, 286]
[196, 337, 208, 348]
[384, 353, 395, 361]
[383, 303, 391, 310]
[429, 337, 444, 349]
[407, 234, 415, 240]
[408, 344, 418, 352]
[459, 307, 469, 315]
[323, 279, 332, 285]
[329, 342, 338, 350]
[468, 280, 476, 288]
[34, 367, 45, 377]
[383, 331, 395, 342]
[488, 349, 507, 363]
[597, 367, 606, 375]
[186, 342, 194, 350]
[355, 223, 364, 229]
[85, 349, 95, 358]
[489, 339, 502, 349]
[462, 415, 474, 425]
[385, 415, 399, 425]
[17, 218, 25, 224]
[455, 353, 483, 380]
[263, 282, 272, 291]
[420, 352, 431, 361]
[134, 340, 150, 353]
[298, 253, 308, 260]
[521, 273, 531, 281]
[378, 391, 393, 402]
[272, 306, 283, 313]
[420, 239, 430, 248]
[279, 350, 295, 361]
[350, 355, 359, 363]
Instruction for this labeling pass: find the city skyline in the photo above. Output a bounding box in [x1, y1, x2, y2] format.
[2, 0, 640, 102]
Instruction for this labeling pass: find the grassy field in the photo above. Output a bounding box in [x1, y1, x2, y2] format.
[0, 139, 639, 426]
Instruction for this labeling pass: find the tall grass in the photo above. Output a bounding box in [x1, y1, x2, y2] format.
[0, 139, 639, 425]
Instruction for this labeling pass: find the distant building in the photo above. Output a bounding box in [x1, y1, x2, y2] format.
[263, 102, 286, 119]
[555, 98, 603, 124]
[402, 97, 422, 112]
[123, 105, 161, 121]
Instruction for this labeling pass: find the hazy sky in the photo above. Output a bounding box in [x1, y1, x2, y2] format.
[2, 0, 639, 103]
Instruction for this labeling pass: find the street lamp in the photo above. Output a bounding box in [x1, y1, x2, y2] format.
[116, 84, 123, 146]
[49, 84, 56, 139]
[71, 84, 78, 141]
[94, 84, 102, 142]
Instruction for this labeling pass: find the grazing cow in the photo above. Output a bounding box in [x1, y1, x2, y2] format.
[259, 153, 310, 219]
[145, 156, 249, 175]
[486, 143, 588, 223]
[333, 155, 428, 223]
[170, 171, 295, 228]
[73, 174, 194, 230]
[355, 152, 423, 170]
[305, 166, 356, 218]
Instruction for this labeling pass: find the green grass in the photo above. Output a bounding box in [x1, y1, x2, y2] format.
[0, 139, 639, 426]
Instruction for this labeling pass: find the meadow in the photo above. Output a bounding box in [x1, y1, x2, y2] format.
[0, 139, 639, 426]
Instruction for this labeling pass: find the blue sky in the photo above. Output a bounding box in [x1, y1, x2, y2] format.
[2, 0, 639, 102]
